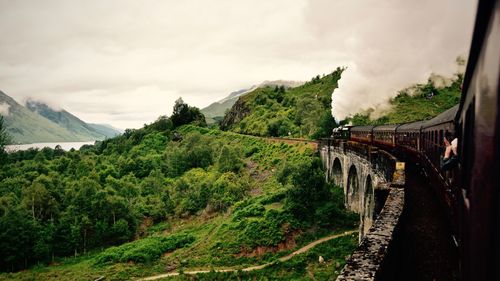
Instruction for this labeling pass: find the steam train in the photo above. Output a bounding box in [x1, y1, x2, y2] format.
[333, 1, 499, 279]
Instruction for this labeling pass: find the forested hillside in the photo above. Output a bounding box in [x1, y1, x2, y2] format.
[0, 99, 357, 280]
[345, 73, 462, 125]
[221, 68, 343, 139]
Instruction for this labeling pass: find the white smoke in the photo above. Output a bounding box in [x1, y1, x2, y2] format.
[302, 0, 477, 120]
[0, 102, 10, 116]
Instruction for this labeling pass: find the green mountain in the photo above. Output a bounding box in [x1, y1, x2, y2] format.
[26, 100, 121, 139]
[345, 73, 462, 125]
[201, 81, 303, 124]
[0, 91, 121, 144]
[87, 123, 123, 137]
[220, 69, 343, 138]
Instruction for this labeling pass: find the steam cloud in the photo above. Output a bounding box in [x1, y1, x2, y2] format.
[303, 0, 477, 120]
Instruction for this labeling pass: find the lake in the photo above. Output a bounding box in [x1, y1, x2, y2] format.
[5, 141, 96, 152]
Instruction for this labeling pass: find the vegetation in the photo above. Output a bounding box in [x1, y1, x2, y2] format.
[221, 69, 344, 139]
[169, 233, 358, 281]
[0, 116, 8, 163]
[0, 100, 357, 280]
[94, 233, 194, 265]
[344, 73, 462, 125]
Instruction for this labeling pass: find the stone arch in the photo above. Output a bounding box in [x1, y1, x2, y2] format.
[332, 157, 343, 187]
[346, 165, 360, 210]
[362, 175, 375, 235]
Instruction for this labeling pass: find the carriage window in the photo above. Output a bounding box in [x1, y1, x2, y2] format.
[439, 130, 443, 148]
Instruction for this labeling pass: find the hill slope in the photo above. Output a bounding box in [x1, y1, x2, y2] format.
[0, 116, 357, 279]
[221, 69, 343, 138]
[201, 81, 304, 125]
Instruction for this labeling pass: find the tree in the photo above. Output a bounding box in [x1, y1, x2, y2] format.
[217, 145, 244, 173]
[0, 116, 9, 164]
[170, 98, 207, 127]
[280, 158, 329, 221]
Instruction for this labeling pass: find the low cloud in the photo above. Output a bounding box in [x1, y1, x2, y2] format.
[0, 103, 10, 116]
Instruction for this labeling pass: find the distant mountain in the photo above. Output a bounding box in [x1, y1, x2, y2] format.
[87, 123, 123, 137]
[26, 100, 121, 139]
[0, 91, 121, 144]
[201, 80, 303, 124]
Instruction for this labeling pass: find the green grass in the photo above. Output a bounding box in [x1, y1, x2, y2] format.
[163, 232, 358, 281]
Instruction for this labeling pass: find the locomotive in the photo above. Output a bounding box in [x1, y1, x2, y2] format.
[332, 0, 499, 279]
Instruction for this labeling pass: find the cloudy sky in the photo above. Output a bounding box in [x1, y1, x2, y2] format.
[0, 0, 477, 129]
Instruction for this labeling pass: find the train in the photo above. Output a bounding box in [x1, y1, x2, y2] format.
[332, 0, 499, 279]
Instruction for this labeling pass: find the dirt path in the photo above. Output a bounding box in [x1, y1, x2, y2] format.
[137, 230, 357, 280]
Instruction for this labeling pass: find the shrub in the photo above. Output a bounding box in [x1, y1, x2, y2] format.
[232, 203, 265, 221]
[94, 233, 195, 265]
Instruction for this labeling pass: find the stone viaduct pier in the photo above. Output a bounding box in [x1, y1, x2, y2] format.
[318, 139, 405, 280]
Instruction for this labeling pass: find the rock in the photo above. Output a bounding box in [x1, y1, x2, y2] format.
[319, 256, 325, 263]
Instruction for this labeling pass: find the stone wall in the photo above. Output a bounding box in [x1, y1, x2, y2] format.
[318, 139, 405, 281]
[335, 188, 404, 281]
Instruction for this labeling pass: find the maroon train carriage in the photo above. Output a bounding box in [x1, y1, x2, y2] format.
[421, 105, 459, 177]
[350, 125, 374, 143]
[372, 124, 400, 149]
[395, 120, 427, 151]
[454, 0, 499, 279]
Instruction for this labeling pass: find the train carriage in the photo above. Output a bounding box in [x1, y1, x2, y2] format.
[350, 125, 374, 143]
[421, 105, 459, 172]
[395, 121, 426, 151]
[372, 124, 400, 148]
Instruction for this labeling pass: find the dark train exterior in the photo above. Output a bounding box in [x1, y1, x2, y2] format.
[334, 1, 499, 279]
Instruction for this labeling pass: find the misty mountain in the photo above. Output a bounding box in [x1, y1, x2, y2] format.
[26, 100, 121, 140]
[201, 80, 303, 124]
[87, 123, 124, 138]
[0, 91, 121, 144]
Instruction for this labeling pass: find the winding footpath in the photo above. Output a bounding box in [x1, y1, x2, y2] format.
[137, 230, 357, 281]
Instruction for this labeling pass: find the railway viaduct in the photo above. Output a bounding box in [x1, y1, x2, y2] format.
[318, 139, 406, 280]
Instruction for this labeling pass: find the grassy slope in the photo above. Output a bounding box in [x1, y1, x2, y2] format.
[345, 76, 462, 125]
[0, 126, 356, 281]
[222, 69, 343, 139]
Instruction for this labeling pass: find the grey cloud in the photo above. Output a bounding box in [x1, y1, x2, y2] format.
[0, 0, 476, 128]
